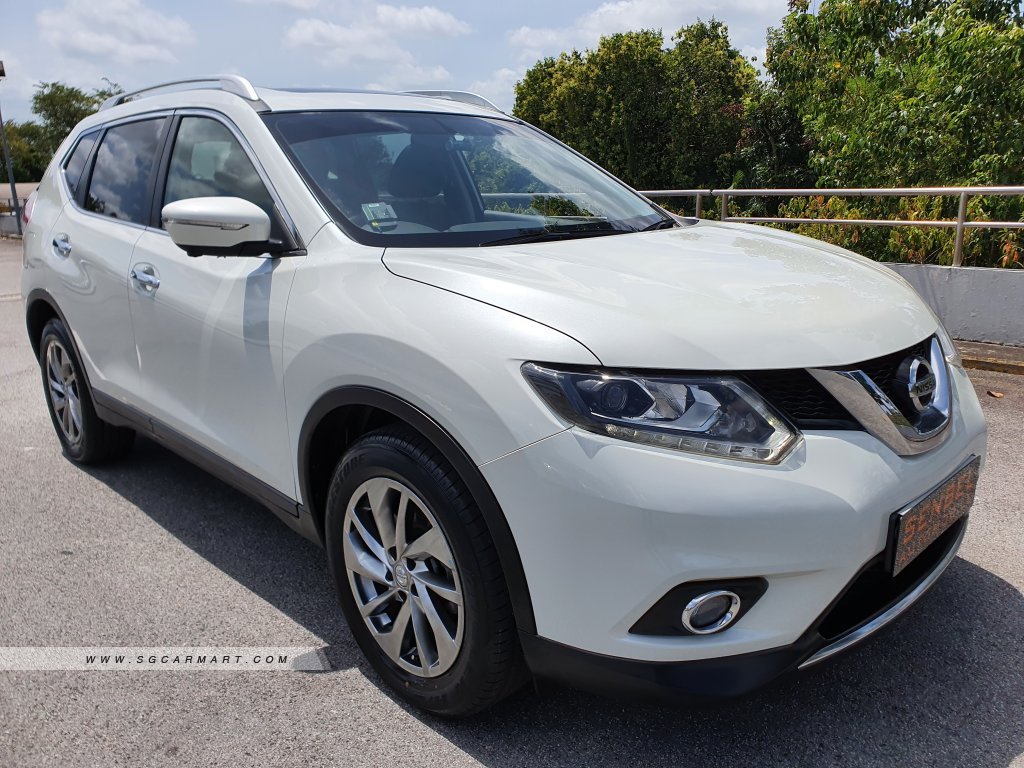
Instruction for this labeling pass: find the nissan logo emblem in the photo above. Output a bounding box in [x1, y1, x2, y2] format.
[902, 356, 937, 412]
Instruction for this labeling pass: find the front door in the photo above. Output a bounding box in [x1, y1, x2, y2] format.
[127, 115, 303, 498]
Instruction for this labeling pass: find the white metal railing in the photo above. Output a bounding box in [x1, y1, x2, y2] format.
[635, 189, 710, 218]
[638, 186, 1024, 267]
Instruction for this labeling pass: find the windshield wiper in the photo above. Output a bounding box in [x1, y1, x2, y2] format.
[479, 229, 626, 247]
[637, 218, 678, 232]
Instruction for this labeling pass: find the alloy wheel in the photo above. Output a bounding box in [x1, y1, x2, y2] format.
[342, 477, 464, 678]
[46, 340, 83, 447]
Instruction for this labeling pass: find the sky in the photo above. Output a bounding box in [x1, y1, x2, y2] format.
[0, 0, 790, 123]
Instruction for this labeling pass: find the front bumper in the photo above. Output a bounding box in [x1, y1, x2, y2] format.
[480, 365, 986, 682]
[520, 515, 967, 699]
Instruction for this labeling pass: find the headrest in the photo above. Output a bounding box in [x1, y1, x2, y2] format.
[388, 143, 449, 198]
[216, 144, 253, 178]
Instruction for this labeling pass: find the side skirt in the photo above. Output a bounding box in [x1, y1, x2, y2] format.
[93, 391, 323, 546]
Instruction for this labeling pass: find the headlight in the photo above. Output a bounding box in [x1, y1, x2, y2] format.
[933, 322, 963, 368]
[522, 363, 800, 463]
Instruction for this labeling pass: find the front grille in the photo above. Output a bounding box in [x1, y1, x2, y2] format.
[856, 337, 932, 420]
[743, 336, 934, 432]
[743, 370, 858, 430]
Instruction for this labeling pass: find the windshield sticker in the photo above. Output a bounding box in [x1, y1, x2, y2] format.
[362, 202, 399, 231]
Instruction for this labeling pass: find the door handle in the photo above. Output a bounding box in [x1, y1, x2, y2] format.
[130, 265, 161, 293]
[52, 233, 72, 258]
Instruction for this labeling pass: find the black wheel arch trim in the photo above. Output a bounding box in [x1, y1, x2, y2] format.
[298, 385, 537, 636]
[25, 288, 77, 362]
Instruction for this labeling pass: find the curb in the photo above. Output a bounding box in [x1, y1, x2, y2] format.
[956, 341, 1024, 375]
[961, 356, 1024, 375]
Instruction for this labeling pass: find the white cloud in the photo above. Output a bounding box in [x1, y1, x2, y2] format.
[579, 0, 784, 39]
[285, 18, 405, 65]
[739, 44, 767, 71]
[235, 0, 322, 8]
[37, 0, 194, 65]
[365, 62, 452, 91]
[508, 27, 566, 50]
[284, 4, 467, 87]
[375, 5, 470, 36]
[506, 0, 786, 63]
[468, 67, 522, 112]
[507, 26, 575, 65]
[0, 51, 37, 101]
[576, 0, 685, 39]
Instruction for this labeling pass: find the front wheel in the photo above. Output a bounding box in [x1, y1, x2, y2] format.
[324, 426, 525, 716]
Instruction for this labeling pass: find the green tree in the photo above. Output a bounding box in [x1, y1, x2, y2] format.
[585, 30, 672, 189]
[514, 51, 599, 159]
[732, 82, 813, 191]
[664, 21, 757, 188]
[3, 120, 50, 182]
[4, 79, 121, 182]
[31, 80, 121, 151]
[766, 0, 1024, 265]
[513, 23, 756, 191]
[767, 0, 1023, 187]
[514, 36, 669, 188]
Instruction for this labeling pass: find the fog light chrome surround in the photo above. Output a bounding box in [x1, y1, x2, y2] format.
[681, 590, 741, 635]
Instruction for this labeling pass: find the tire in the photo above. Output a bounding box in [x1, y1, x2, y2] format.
[325, 425, 526, 716]
[38, 318, 135, 464]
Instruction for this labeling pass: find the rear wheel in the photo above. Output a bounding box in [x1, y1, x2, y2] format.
[325, 425, 525, 716]
[39, 318, 134, 464]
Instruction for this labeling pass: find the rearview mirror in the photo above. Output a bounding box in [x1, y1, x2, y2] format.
[162, 197, 282, 257]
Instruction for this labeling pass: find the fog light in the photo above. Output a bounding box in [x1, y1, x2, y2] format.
[681, 590, 741, 634]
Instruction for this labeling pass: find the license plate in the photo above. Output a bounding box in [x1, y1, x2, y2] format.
[887, 457, 980, 576]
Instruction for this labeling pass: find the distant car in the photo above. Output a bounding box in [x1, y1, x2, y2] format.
[21, 75, 986, 716]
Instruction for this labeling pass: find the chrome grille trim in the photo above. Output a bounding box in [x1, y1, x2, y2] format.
[808, 337, 952, 456]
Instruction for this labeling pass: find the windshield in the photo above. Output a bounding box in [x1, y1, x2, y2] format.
[263, 111, 673, 247]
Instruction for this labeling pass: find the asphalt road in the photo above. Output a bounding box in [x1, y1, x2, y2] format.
[1, 237, 1021, 768]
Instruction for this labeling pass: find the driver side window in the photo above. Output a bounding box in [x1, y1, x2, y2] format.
[163, 117, 283, 240]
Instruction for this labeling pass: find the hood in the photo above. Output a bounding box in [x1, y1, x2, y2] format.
[382, 221, 937, 370]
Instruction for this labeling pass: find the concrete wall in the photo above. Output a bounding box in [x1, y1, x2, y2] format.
[1, 183, 36, 207]
[885, 264, 1023, 347]
[12, 182, 38, 200]
[0, 214, 19, 236]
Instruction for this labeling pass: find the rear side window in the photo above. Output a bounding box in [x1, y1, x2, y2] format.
[163, 117, 282, 239]
[85, 118, 167, 225]
[63, 131, 99, 198]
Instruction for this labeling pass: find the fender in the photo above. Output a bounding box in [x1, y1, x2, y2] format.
[298, 385, 537, 635]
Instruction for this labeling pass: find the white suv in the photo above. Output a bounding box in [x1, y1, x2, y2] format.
[21, 76, 987, 716]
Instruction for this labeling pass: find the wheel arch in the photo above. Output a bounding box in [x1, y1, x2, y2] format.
[298, 386, 537, 635]
[25, 288, 64, 360]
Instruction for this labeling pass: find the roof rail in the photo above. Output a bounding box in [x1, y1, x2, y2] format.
[403, 90, 503, 113]
[99, 75, 268, 111]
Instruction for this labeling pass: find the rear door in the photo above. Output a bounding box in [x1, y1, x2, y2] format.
[44, 116, 170, 402]
[127, 112, 303, 498]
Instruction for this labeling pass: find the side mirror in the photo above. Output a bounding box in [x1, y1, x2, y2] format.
[162, 197, 282, 257]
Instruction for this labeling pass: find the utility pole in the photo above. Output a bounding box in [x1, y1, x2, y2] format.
[0, 61, 23, 236]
